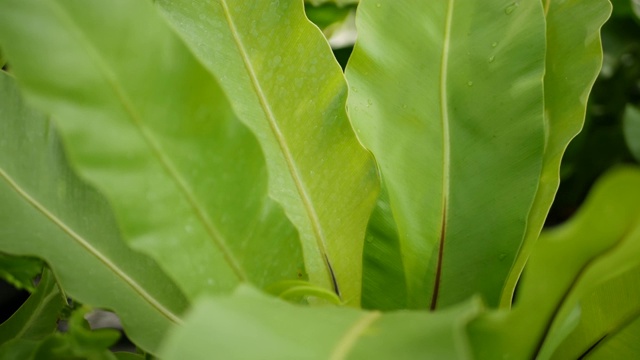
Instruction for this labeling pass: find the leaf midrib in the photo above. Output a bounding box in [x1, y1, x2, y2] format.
[12, 276, 58, 339]
[48, 1, 248, 282]
[430, 0, 455, 311]
[0, 168, 182, 325]
[329, 311, 381, 360]
[217, 0, 338, 294]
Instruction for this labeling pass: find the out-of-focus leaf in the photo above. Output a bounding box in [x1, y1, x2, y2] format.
[544, 266, 640, 358]
[0, 253, 42, 292]
[624, 105, 640, 161]
[0, 70, 187, 355]
[588, 315, 640, 358]
[0, 269, 64, 344]
[0, 339, 38, 360]
[501, 0, 612, 307]
[469, 167, 640, 359]
[27, 306, 120, 360]
[632, 0, 640, 19]
[305, 3, 351, 31]
[0, 0, 305, 301]
[156, 0, 378, 305]
[305, 0, 358, 7]
[160, 285, 482, 360]
[114, 353, 146, 360]
[346, 0, 545, 310]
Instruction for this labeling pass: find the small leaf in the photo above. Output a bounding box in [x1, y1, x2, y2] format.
[0, 253, 42, 292]
[0, 269, 64, 345]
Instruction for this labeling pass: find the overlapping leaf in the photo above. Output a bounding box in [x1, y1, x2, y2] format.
[160, 285, 482, 360]
[347, 0, 546, 309]
[0, 270, 64, 347]
[469, 167, 640, 359]
[501, 0, 612, 307]
[0, 73, 187, 354]
[156, 0, 378, 305]
[0, 0, 305, 301]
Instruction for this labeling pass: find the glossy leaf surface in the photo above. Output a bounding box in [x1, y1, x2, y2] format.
[501, 0, 612, 307]
[347, 0, 546, 309]
[0, 69, 186, 355]
[470, 167, 640, 359]
[156, 0, 378, 305]
[160, 285, 482, 360]
[0, 0, 304, 300]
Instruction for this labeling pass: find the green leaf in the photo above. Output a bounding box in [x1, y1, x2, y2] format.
[360, 183, 405, 311]
[545, 267, 640, 358]
[0, 253, 42, 292]
[469, 166, 640, 359]
[588, 315, 640, 359]
[0, 71, 187, 354]
[624, 105, 640, 162]
[346, 0, 546, 309]
[24, 306, 120, 360]
[0, 269, 64, 345]
[156, 0, 379, 305]
[160, 285, 483, 360]
[0, 0, 305, 300]
[306, 0, 359, 7]
[501, 0, 613, 307]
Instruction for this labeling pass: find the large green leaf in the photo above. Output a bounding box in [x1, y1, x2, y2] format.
[0, 0, 305, 300]
[346, 0, 546, 309]
[160, 285, 482, 360]
[500, 0, 612, 307]
[469, 167, 640, 359]
[0, 269, 64, 345]
[156, 0, 379, 305]
[0, 72, 187, 354]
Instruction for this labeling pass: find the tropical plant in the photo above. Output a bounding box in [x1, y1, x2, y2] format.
[0, 0, 638, 358]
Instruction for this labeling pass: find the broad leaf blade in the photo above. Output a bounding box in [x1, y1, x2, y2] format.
[0, 72, 187, 354]
[156, 0, 379, 305]
[0, 269, 64, 344]
[347, 0, 546, 309]
[0, 0, 304, 299]
[469, 167, 640, 359]
[160, 285, 482, 360]
[501, 0, 613, 307]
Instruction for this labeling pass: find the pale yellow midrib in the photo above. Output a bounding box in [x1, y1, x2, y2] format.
[0, 168, 182, 325]
[329, 311, 381, 360]
[50, 1, 248, 282]
[218, 1, 335, 286]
